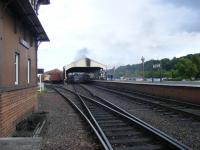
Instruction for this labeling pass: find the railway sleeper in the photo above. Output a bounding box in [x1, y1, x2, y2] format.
[110, 137, 152, 146]
[64, 85, 192, 150]
[105, 130, 141, 137]
[99, 123, 129, 128]
[102, 127, 134, 131]
[98, 121, 126, 126]
[97, 120, 124, 123]
[114, 144, 165, 150]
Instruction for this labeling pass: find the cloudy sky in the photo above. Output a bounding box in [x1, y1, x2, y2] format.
[38, 0, 200, 71]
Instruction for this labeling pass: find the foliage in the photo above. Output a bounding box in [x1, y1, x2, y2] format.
[191, 55, 200, 78]
[175, 58, 198, 80]
[107, 53, 200, 80]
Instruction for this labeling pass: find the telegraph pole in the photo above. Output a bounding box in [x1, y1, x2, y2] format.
[141, 56, 145, 81]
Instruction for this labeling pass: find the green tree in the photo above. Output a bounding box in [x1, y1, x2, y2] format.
[108, 53, 200, 80]
[161, 58, 171, 71]
[175, 58, 198, 80]
[191, 55, 200, 78]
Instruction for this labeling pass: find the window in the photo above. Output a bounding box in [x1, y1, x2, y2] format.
[27, 59, 31, 84]
[19, 27, 30, 49]
[15, 53, 19, 85]
[23, 29, 28, 42]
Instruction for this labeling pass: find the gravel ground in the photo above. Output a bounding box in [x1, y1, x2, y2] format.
[79, 84, 200, 150]
[38, 87, 101, 150]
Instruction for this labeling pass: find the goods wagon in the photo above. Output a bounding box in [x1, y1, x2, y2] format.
[43, 69, 63, 83]
[43, 74, 50, 82]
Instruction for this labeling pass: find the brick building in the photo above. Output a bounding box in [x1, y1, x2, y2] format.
[0, 0, 50, 136]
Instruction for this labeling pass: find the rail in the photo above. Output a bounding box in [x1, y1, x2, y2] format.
[62, 84, 191, 150]
[92, 85, 200, 121]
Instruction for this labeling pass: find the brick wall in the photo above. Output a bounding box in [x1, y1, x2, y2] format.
[0, 87, 37, 137]
[94, 81, 200, 104]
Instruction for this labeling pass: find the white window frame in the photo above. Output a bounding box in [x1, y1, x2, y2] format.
[27, 59, 31, 84]
[15, 53, 19, 85]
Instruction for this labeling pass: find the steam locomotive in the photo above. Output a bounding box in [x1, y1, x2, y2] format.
[66, 73, 93, 83]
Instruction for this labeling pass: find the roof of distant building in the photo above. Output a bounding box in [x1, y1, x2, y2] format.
[64, 57, 106, 73]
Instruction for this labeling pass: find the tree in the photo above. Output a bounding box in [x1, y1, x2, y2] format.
[191, 55, 200, 78]
[108, 53, 200, 80]
[161, 58, 171, 71]
[175, 58, 198, 80]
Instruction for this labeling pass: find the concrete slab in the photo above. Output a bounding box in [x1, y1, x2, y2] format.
[0, 137, 42, 150]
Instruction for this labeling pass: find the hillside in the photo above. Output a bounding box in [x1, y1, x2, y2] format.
[108, 53, 200, 80]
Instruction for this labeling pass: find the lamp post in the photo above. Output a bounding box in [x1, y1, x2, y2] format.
[141, 56, 145, 81]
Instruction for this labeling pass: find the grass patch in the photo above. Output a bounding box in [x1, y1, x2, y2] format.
[37, 88, 47, 94]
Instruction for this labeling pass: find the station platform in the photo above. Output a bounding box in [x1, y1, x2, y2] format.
[0, 137, 42, 150]
[93, 80, 200, 105]
[101, 80, 200, 88]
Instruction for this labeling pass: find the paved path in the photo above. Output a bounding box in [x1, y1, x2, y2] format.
[104, 80, 200, 87]
[0, 137, 42, 150]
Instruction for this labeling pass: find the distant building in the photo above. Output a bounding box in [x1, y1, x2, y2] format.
[42, 69, 63, 83]
[0, 0, 50, 136]
[63, 57, 107, 81]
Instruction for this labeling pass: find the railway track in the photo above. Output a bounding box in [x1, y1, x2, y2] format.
[53, 86, 108, 150]
[54, 84, 190, 150]
[89, 85, 200, 122]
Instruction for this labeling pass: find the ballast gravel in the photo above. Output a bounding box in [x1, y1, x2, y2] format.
[82, 84, 200, 150]
[38, 88, 101, 150]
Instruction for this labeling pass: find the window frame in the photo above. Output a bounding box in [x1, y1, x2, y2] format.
[15, 53, 20, 85]
[27, 59, 31, 84]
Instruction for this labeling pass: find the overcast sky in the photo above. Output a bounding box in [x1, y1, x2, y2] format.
[38, 0, 200, 71]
